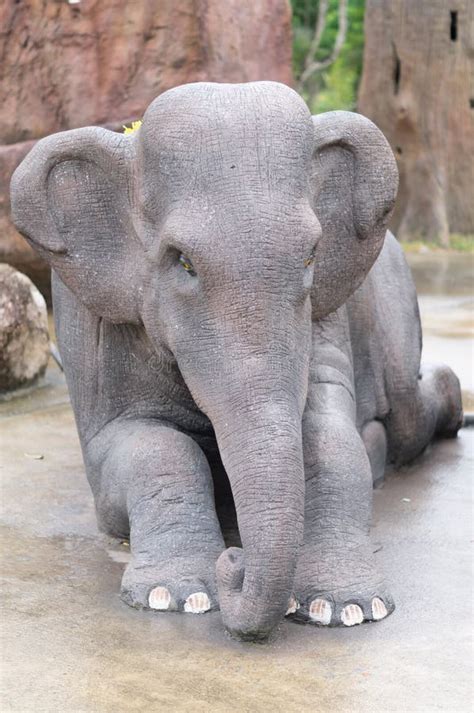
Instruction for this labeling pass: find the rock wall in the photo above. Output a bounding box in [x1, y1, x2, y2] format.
[0, 0, 293, 297]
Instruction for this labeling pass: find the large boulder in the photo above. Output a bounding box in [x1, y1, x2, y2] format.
[0, 264, 49, 393]
[0, 0, 293, 297]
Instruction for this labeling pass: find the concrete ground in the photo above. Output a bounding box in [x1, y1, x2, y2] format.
[1, 253, 473, 712]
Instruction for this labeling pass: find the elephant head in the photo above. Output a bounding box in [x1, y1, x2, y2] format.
[11, 82, 397, 639]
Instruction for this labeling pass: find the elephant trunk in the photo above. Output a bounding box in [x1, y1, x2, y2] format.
[212, 403, 305, 641]
[172, 298, 311, 641]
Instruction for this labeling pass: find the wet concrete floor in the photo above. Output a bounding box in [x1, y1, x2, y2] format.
[409, 252, 474, 409]
[1, 253, 473, 712]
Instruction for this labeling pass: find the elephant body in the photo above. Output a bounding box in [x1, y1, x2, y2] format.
[11, 82, 462, 640]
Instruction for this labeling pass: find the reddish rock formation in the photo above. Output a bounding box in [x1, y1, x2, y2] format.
[0, 0, 293, 298]
[0, 142, 40, 290]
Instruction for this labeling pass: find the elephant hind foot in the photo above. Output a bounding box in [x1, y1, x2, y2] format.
[120, 553, 221, 614]
[290, 544, 394, 627]
[385, 363, 463, 466]
[422, 363, 463, 438]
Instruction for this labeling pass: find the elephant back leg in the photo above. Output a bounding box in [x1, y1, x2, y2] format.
[384, 363, 463, 467]
[349, 233, 463, 467]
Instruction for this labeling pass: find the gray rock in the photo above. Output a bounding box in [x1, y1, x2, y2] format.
[0, 263, 49, 393]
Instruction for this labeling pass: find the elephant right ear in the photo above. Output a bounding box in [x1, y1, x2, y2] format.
[309, 111, 398, 319]
[10, 127, 142, 323]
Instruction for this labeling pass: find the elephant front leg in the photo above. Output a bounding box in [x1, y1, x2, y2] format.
[292, 381, 394, 627]
[88, 420, 225, 614]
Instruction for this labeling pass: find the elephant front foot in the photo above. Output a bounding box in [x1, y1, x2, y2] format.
[289, 542, 394, 627]
[120, 552, 222, 614]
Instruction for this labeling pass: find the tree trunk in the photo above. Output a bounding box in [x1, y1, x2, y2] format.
[358, 0, 474, 245]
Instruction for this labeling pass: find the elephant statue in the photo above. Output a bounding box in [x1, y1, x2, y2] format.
[10, 82, 463, 642]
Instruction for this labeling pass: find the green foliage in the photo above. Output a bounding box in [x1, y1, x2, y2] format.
[291, 0, 365, 113]
[400, 236, 474, 254]
[450, 234, 474, 253]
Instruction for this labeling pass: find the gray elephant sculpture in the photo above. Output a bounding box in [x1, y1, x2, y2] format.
[10, 82, 462, 641]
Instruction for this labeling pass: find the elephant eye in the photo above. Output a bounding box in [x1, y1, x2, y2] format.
[178, 254, 196, 276]
[304, 247, 316, 268]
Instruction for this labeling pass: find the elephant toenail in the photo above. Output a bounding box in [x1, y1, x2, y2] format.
[371, 597, 388, 620]
[184, 592, 211, 614]
[309, 598, 332, 625]
[148, 586, 171, 610]
[285, 596, 300, 616]
[341, 603, 364, 626]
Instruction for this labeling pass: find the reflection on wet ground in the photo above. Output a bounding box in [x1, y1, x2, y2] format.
[407, 252, 473, 298]
[406, 253, 474, 409]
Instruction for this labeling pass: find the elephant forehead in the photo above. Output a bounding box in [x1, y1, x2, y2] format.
[138, 82, 314, 196]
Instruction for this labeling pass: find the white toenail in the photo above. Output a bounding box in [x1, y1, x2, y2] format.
[148, 586, 171, 610]
[341, 603, 364, 626]
[372, 597, 388, 620]
[184, 592, 211, 614]
[309, 598, 332, 625]
[285, 596, 300, 615]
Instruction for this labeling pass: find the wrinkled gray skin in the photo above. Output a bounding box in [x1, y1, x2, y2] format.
[11, 82, 462, 641]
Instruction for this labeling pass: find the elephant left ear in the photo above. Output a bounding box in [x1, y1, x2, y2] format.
[309, 111, 398, 319]
[10, 127, 142, 323]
